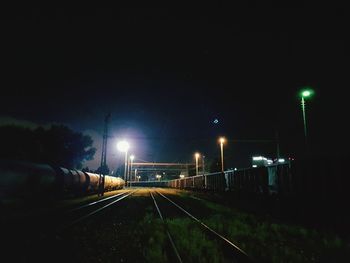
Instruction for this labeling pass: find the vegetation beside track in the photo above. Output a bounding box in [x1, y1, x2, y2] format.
[167, 189, 350, 263]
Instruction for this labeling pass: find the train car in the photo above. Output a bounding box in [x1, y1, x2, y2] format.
[104, 175, 124, 191]
[166, 163, 293, 197]
[0, 159, 59, 199]
[193, 175, 205, 189]
[205, 172, 226, 191]
[84, 172, 100, 193]
[0, 159, 125, 200]
[225, 167, 269, 195]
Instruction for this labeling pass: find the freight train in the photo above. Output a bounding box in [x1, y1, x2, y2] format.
[166, 164, 291, 195]
[0, 160, 125, 200]
[164, 158, 348, 201]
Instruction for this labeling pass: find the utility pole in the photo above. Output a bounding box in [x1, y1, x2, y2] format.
[275, 130, 280, 159]
[99, 112, 111, 196]
[202, 155, 205, 175]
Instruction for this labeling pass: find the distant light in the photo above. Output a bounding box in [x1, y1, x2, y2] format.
[117, 140, 129, 152]
[278, 158, 285, 163]
[195, 152, 200, 158]
[252, 165, 257, 168]
[180, 174, 185, 178]
[219, 137, 225, 144]
[213, 119, 219, 124]
[130, 155, 135, 161]
[300, 87, 314, 99]
[302, 91, 311, 97]
[253, 156, 263, 161]
[234, 168, 237, 171]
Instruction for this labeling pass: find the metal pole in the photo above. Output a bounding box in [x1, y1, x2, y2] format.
[220, 142, 224, 172]
[301, 97, 307, 143]
[127, 158, 130, 182]
[275, 130, 280, 159]
[202, 155, 205, 175]
[130, 159, 133, 181]
[124, 151, 128, 183]
[195, 156, 199, 176]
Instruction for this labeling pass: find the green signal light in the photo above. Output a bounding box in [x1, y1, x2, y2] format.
[299, 87, 314, 99]
[302, 90, 311, 97]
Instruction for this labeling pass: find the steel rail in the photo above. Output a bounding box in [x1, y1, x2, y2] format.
[150, 191, 183, 263]
[61, 190, 137, 230]
[156, 190, 254, 262]
[65, 191, 127, 213]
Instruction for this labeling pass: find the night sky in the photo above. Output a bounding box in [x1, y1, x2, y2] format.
[0, 6, 347, 171]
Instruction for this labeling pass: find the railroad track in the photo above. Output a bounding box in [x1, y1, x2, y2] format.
[58, 189, 138, 231]
[150, 189, 254, 263]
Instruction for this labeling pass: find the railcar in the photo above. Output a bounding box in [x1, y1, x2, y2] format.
[0, 159, 125, 200]
[165, 159, 348, 203]
[165, 163, 292, 196]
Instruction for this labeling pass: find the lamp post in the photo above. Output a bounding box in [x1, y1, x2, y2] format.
[202, 155, 205, 175]
[195, 152, 200, 176]
[129, 155, 135, 181]
[219, 137, 225, 172]
[299, 88, 314, 144]
[117, 140, 129, 182]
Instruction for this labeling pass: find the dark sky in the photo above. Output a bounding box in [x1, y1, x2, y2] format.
[0, 6, 348, 170]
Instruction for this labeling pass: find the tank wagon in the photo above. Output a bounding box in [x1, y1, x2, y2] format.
[0, 159, 124, 199]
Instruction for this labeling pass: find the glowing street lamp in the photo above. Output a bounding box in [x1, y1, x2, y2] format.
[117, 140, 129, 182]
[219, 137, 226, 172]
[299, 87, 314, 143]
[194, 152, 200, 176]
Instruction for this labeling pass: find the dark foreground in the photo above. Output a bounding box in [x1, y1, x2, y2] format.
[1, 188, 349, 263]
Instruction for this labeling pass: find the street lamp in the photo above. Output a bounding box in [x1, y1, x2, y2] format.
[219, 137, 226, 172]
[129, 155, 135, 181]
[299, 87, 314, 143]
[194, 152, 200, 176]
[117, 140, 129, 182]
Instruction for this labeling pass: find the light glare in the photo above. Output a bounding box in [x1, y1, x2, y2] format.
[117, 140, 129, 152]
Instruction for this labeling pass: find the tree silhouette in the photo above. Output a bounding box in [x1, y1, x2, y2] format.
[96, 164, 110, 175]
[0, 124, 96, 169]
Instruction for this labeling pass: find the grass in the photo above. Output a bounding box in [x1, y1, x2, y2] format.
[135, 212, 228, 263]
[166, 218, 226, 263]
[192, 195, 350, 263]
[65, 189, 350, 262]
[136, 213, 168, 262]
